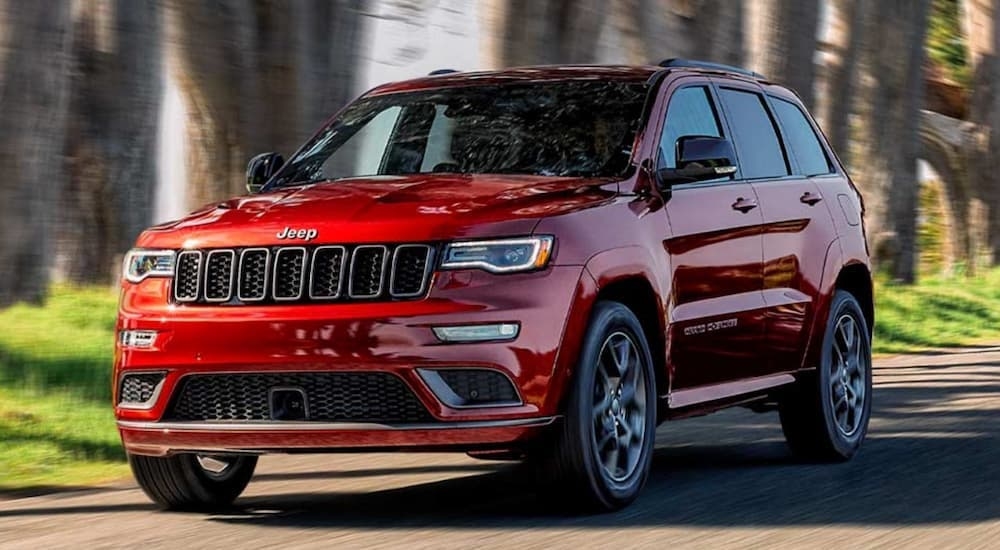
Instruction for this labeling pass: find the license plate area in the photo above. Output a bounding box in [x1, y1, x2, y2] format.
[268, 386, 309, 421]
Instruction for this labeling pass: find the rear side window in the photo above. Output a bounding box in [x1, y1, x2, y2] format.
[659, 86, 722, 169]
[771, 97, 833, 176]
[717, 88, 788, 179]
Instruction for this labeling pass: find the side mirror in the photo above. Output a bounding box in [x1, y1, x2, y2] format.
[657, 136, 738, 186]
[246, 152, 284, 194]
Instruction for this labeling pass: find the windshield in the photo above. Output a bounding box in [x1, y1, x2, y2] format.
[269, 80, 648, 187]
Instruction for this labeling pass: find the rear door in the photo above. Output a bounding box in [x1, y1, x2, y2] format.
[715, 80, 839, 374]
[655, 79, 768, 392]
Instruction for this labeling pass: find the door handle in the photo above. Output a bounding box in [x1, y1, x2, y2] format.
[800, 191, 823, 206]
[731, 197, 758, 213]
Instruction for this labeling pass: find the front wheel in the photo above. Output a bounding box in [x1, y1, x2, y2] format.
[537, 300, 657, 512]
[129, 453, 257, 511]
[779, 290, 873, 461]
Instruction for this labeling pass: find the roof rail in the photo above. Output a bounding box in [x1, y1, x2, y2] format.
[657, 58, 765, 80]
[427, 69, 459, 76]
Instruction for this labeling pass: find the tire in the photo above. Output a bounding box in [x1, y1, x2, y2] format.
[129, 453, 257, 511]
[779, 290, 873, 461]
[537, 300, 657, 512]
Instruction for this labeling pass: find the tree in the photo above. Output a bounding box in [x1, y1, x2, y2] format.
[0, 1, 74, 306]
[59, 1, 163, 284]
[746, 0, 820, 108]
[966, 0, 1000, 266]
[816, 0, 865, 158]
[166, 0, 365, 209]
[854, 0, 931, 282]
[483, 0, 743, 68]
[486, 0, 607, 66]
[603, 0, 744, 66]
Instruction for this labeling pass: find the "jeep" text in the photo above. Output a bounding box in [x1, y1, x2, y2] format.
[276, 227, 318, 240]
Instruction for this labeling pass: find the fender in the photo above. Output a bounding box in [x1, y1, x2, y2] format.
[800, 238, 844, 371]
[543, 246, 670, 415]
[584, 247, 670, 370]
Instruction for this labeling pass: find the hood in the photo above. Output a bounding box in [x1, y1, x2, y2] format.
[137, 174, 618, 249]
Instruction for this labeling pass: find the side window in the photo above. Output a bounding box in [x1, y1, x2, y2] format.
[658, 86, 722, 169]
[717, 88, 788, 179]
[771, 97, 833, 176]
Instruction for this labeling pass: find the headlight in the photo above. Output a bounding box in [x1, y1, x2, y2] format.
[440, 236, 554, 273]
[123, 249, 176, 283]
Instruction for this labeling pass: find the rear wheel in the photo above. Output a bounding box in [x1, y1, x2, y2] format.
[129, 452, 257, 511]
[779, 290, 872, 461]
[537, 301, 657, 512]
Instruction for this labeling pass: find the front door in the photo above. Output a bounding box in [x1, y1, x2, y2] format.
[654, 82, 767, 392]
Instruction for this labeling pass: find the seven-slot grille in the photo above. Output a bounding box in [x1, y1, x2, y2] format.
[173, 244, 434, 304]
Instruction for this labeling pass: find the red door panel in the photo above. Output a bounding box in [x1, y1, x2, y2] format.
[664, 182, 767, 389]
[753, 177, 838, 373]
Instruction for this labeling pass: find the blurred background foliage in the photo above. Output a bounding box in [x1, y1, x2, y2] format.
[928, 0, 971, 85]
[2, 0, 1000, 489]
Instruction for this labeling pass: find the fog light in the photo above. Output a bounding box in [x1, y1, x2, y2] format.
[119, 330, 158, 349]
[432, 323, 519, 342]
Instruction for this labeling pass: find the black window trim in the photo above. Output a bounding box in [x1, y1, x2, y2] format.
[765, 93, 836, 178]
[709, 78, 797, 184]
[652, 78, 743, 190]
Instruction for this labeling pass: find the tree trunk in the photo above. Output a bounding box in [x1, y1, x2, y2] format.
[598, 0, 743, 66]
[496, 0, 608, 66]
[59, 0, 162, 284]
[167, 0, 365, 209]
[746, 0, 820, 108]
[854, 0, 930, 283]
[0, 1, 74, 306]
[816, 0, 865, 160]
[966, 0, 1000, 266]
[166, 0, 260, 208]
[294, 1, 367, 140]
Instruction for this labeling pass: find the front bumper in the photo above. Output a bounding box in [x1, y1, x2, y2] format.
[114, 265, 596, 456]
[118, 417, 557, 457]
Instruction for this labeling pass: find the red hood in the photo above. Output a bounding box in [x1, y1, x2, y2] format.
[137, 174, 618, 249]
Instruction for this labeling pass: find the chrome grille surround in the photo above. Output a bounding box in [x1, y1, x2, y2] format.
[348, 245, 389, 299]
[237, 248, 270, 302]
[390, 244, 434, 297]
[174, 251, 203, 302]
[203, 250, 236, 302]
[308, 245, 347, 300]
[172, 244, 434, 305]
[272, 247, 307, 301]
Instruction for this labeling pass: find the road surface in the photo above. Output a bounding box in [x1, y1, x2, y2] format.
[2, 348, 999, 549]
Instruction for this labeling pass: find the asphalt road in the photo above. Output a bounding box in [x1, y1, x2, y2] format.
[2, 348, 999, 549]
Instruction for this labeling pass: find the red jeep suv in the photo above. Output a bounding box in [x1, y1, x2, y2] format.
[115, 60, 873, 512]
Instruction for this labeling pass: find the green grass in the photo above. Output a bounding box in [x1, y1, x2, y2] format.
[873, 269, 1000, 354]
[0, 286, 124, 492]
[1, 275, 999, 491]
[0, 286, 117, 400]
[0, 388, 127, 491]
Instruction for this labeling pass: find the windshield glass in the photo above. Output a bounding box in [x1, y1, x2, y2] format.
[269, 80, 648, 187]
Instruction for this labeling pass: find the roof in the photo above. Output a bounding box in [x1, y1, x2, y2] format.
[364, 62, 772, 98]
[366, 65, 661, 96]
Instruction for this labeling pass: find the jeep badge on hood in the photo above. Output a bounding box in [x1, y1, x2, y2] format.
[276, 227, 318, 240]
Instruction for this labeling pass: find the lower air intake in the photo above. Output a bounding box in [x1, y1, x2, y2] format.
[166, 372, 434, 423]
[119, 372, 166, 407]
[418, 368, 521, 408]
